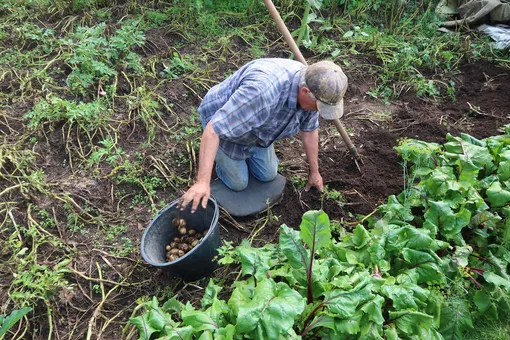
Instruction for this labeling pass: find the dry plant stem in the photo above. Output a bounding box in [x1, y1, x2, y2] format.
[7, 209, 23, 242]
[86, 262, 122, 340]
[98, 305, 133, 339]
[69, 265, 149, 287]
[46, 302, 53, 340]
[138, 178, 156, 207]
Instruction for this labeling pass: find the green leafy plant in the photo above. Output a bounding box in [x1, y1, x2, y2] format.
[129, 211, 445, 339]
[129, 126, 510, 339]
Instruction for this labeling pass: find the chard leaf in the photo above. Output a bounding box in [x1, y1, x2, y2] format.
[300, 210, 332, 251]
[424, 201, 471, 242]
[486, 181, 510, 207]
[228, 279, 254, 316]
[474, 290, 498, 320]
[483, 272, 510, 292]
[236, 240, 276, 281]
[181, 306, 219, 332]
[302, 314, 336, 334]
[214, 324, 236, 340]
[380, 195, 414, 221]
[381, 283, 427, 310]
[160, 326, 195, 340]
[162, 298, 184, 314]
[130, 313, 159, 340]
[198, 331, 213, 340]
[444, 137, 493, 168]
[360, 295, 385, 325]
[389, 310, 435, 337]
[497, 149, 510, 181]
[453, 245, 472, 267]
[146, 297, 179, 331]
[235, 279, 305, 339]
[335, 310, 363, 335]
[201, 279, 223, 308]
[325, 277, 372, 317]
[469, 211, 501, 229]
[359, 321, 384, 339]
[395, 139, 441, 168]
[383, 326, 400, 340]
[280, 224, 309, 270]
[351, 224, 371, 249]
[423, 167, 456, 197]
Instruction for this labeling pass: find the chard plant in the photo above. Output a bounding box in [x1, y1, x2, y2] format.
[130, 126, 510, 340]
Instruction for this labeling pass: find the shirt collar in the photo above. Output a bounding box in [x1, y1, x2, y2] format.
[288, 70, 301, 109]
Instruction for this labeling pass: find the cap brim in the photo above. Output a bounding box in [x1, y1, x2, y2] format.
[317, 98, 344, 120]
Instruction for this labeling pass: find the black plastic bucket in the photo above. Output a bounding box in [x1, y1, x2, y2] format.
[140, 197, 220, 282]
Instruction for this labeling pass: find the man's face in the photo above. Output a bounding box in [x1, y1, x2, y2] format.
[297, 86, 318, 111]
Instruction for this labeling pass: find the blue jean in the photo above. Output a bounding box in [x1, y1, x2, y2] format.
[215, 144, 279, 191]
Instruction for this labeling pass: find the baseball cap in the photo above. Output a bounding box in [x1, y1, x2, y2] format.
[305, 61, 348, 120]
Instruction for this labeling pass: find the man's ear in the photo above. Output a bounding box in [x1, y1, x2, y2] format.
[299, 86, 310, 96]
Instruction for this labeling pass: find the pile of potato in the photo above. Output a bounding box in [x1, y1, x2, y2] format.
[165, 217, 208, 262]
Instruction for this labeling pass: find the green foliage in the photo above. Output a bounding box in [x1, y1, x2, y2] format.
[3, 223, 71, 308]
[60, 20, 145, 95]
[161, 52, 195, 79]
[25, 95, 108, 130]
[87, 136, 126, 168]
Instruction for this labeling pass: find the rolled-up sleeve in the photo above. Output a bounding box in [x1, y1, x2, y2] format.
[210, 77, 278, 143]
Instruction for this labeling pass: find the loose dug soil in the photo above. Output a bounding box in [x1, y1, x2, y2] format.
[262, 60, 510, 237]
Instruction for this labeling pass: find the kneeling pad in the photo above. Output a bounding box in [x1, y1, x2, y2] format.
[210, 174, 286, 217]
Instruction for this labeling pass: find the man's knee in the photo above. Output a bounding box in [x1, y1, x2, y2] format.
[225, 176, 249, 191]
[252, 167, 277, 183]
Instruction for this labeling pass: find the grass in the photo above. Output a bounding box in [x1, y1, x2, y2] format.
[0, 0, 509, 338]
[467, 318, 510, 340]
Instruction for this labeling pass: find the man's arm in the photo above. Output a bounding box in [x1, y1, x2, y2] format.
[179, 121, 219, 213]
[300, 129, 324, 192]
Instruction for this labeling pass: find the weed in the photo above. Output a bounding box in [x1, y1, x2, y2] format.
[87, 136, 126, 168]
[111, 237, 134, 257]
[323, 186, 344, 203]
[289, 175, 307, 191]
[161, 52, 195, 79]
[25, 96, 108, 130]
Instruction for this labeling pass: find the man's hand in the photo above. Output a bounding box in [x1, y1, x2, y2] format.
[179, 181, 211, 213]
[305, 171, 324, 192]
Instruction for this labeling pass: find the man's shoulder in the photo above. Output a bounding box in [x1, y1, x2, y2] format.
[245, 58, 305, 73]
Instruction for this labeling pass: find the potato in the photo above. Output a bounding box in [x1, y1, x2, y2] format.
[177, 250, 185, 257]
[178, 219, 186, 228]
[173, 237, 181, 242]
[188, 229, 196, 236]
[191, 239, 199, 247]
[170, 248, 179, 255]
[165, 245, 171, 251]
[170, 241, 177, 248]
[172, 217, 179, 226]
[169, 254, 178, 261]
[179, 227, 187, 235]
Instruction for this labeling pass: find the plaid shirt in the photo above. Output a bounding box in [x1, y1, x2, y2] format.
[198, 58, 319, 160]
